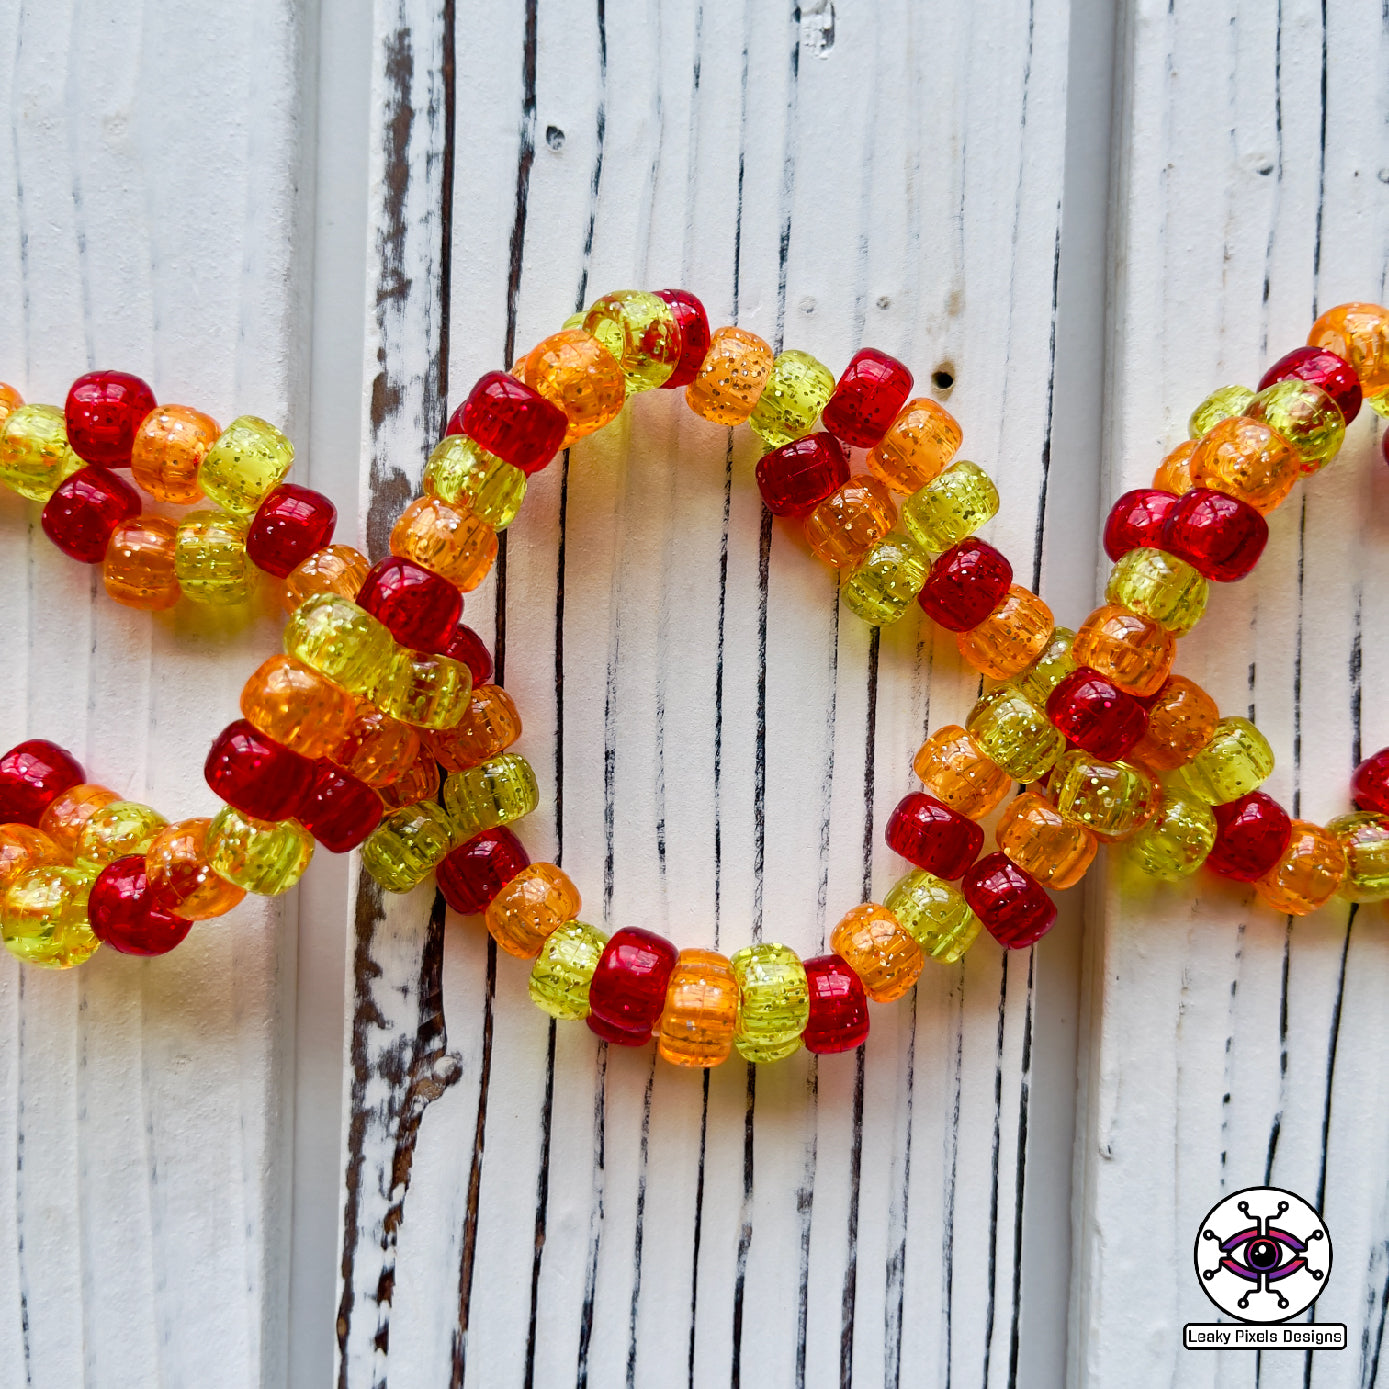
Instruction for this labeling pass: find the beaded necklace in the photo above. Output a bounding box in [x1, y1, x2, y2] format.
[1, 292, 1387, 1068]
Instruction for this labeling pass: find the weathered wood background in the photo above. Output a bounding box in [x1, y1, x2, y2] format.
[0, 0, 1385, 1385]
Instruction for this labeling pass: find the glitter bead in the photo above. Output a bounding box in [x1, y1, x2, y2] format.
[820, 348, 914, 450]
[423, 683, 522, 771]
[900, 459, 1000, 554]
[372, 747, 440, 812]
[1153, 440, 1197, 494]
[840, 533, 930, 626]
[1072, 604, 1174, 697]
[0, 740, 84, 826]
[587, 927, 679, 1045]
[39, 783, 119, 855]
[1175, 717, 1274, 805]
[0, 824, 65, 892]
[440, 623, 494, 685]
[965, 685, 1065, 783]
[1052, 751, 1158, 839]
[74, 801, 168, 872]
[583, 290, 681, 392]
[1131, 675, 1218, 771]
[283, 594, 394, 696]
[1046, 668, 1147, 761]
[64, 370, 155, 466]
[1351, 748, 1389, 816]
[0, 382, 20, 429]
[390, 495, 498, 592]
[1105, 547, 1208, 635]
[130, 405, 219, 504]
[1259, 345, 1362, 425]
[749, 350, 835, 450]
[198, 415, 294, 517]
[1127, 792, 1216, 880]
[962, 853, 1055, 948]
[145, 818, 246, 919]
[882, 869, 982, 963]
[917, 538, 1013, 632]
[204, 719, 316, 822]
[802, 954, 869, 1053]
[327, 703, 420, 787]
[755, 433, 849, 516]
[240, 654, 357, 759]
[353, 558, 459, 655]
[206, 810, 314, 896]
[246, 484, 338, 578]
[658, 949, 739, 1067]
[448, 370, 568, 472]
[1206, 793, 1293, 881]
[0, 404, 81, 500]
[729, 942, 809, 1063]
[442, 753, 540, 840]
[89, 857, 191, 956]
[1324, 812, 1389, 901]
[1244, 379, 1345, 473]
[522, 329, 627, 446]
[1308, 302, 1389, 415]
[803, 475, 897, 571]
[1103, 489, 1178, 562]
[1013, 627, 1078, 707]
[684, 326, 774, 425]
[912, 724, 1011, 819]
[957, 585, 1055, 681]
[175, 510, 256, 605]
[996, 790, 1098, 889]
[41, 466, 141, 563]
[529, 920, 609, 1021]
[1160, 487, 1268, 582]
[485, 862, 581, 959]
[436, 827, 530, 915]
[359, 801, 453, 892]
[828, 904, 923, 1002]
[884, 792, 984, 880]
[1188, 416, 1299, 514]
[1188, 385, 1254, 439]
[867, 398, 962, 494]
[294, 764, 382, 853]
[653, 289, 711, 390]
[2, 866, 98, 968]
[283, 545, 373, 613]
[374, 648, 473, 729]
[1255, 820, 1347, 916]
[423, 434, 527, 528]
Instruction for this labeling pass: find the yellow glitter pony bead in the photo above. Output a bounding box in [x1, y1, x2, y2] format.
[1012, 627, 1077, 707]
[1324, 812, 1389, 902]
[175, 510, 256, 605]
[965, 686, 1065, 784]
[1174, 716, 1274, 805]
[2, 865, 99, 968]
[748, 350, 835, 450]
[359, 802, 454, 893]
[840, 533, 930, 626]
[198, 415, 294, 517]
[867, 398, 963, 494]
[529, 920, 610, 1020]
[1104, 548, 1208, 636]
[284, 593, 395, 696]
[900, 459, 999, 554]
[206, 807, 314, 896]
[442, 753, 540, 841]
[729, 942, 809, 1063]
[1126, 791, 1216, 880]
[373, 648, 473, 729]
[1052, 752, 1159, 839]
[0, 404, 81, 500]
[829, 903, 924, 1000]
[1244, 380, 1345, 473]
[423, 435, 527, 529]
[882, 870, 982, 963]
[1188, 385, 1254, 439]
[582, 290, 681, 392]
[74, 801, 169, 872]
[485, 863, 581, 959]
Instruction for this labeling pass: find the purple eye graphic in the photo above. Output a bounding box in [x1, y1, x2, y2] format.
[1201, 1198, 1327, 1311]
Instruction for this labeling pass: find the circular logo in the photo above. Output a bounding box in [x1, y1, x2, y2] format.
[1194, 1187, 1332, 1322]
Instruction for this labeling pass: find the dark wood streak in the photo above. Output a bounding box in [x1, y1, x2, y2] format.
[883, 990, 916, 1389]
[1261, 919, 1294, 1184]
[686, 1068, 710, 1389]
[795, 1070, 817, 1389]
[980, 957, 1010, 1386]
[1007, 954, 1036, 1386]
[941, 986, 965, 1389]
[624, 1059, 657, 1388]
[15, 969, 30, 1384]
[522, 1019, 557, 1389]
[839, 1050, 865, 1389]
[729, 1065, 755, 1389]
[575, 1048, 609, 1389]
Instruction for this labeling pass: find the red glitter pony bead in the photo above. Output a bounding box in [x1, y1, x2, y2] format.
[586, 927, 679, 1045]
[41, 466, 141, 563]
[436, 827, 531, 915]
[802, 953, 870, 1053]
[1206, 793, 1293, 881]
[89, 857, 192, 956]
[1160, 488, 1269, 582]
[962, 852, 1056, 947]
[1351, 748, 1389, 817]
[439, 623, 494, 685]
[246, 484, 338, 579]
[1103, 489, 1178, 561]
[1259, 345, 1362, 424]
[1046, 668, 1148, 760]
[447, 371, 568, 474]
[885, 793, 984, 879]
[654, 289, 711, 389]
[295, 764, 383, 852]
[917, 538, 1013, 632]
[64, 370, 157, 466]
[204, 720, 316, 822]
[356, 556, 463, 652]
[820, 349, 914, 449]
[0, 740, 84, 826]
[755, 433, 850, 516]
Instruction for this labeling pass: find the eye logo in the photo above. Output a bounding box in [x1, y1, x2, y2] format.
[1194, 1187, 1332, 1323]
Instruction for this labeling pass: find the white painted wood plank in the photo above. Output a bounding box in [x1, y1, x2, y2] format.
[0, 1, 310, 1384]
[336, 1, 1079, 1384]
[1076, 1, 1389, 1384]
